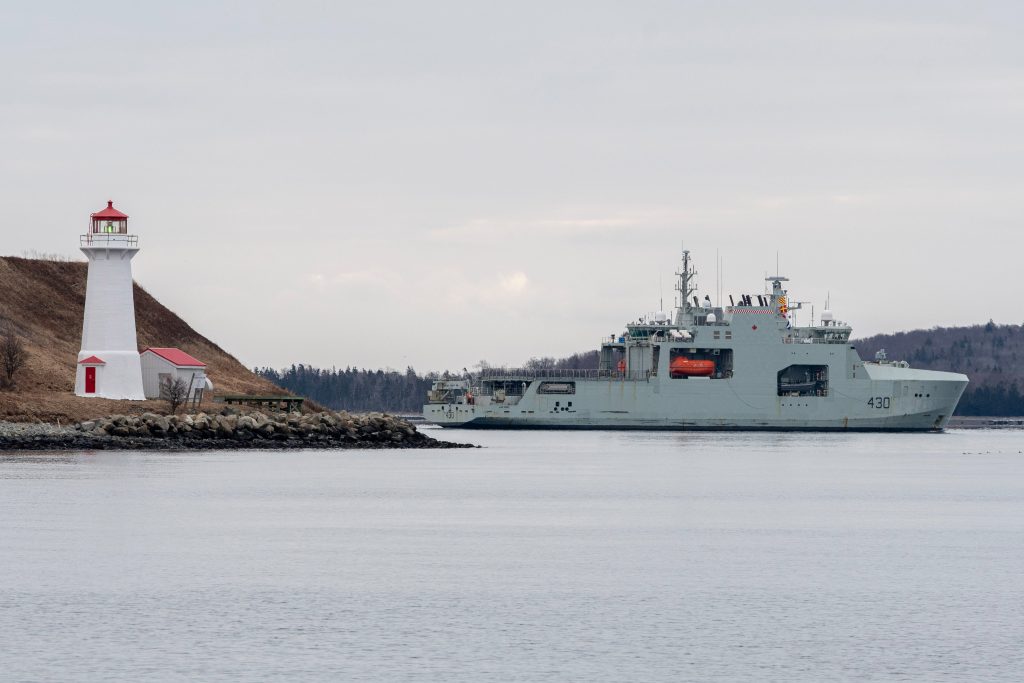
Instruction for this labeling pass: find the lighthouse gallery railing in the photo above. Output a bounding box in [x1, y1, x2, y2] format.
[81, 234, 139, 247]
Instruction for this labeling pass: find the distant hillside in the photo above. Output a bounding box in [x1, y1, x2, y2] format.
[853, 322, 1022, 385]
[854, 322, 1024, 415]
[0, 256, 282, 422]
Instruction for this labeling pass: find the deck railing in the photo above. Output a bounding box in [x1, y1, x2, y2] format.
[783, 336, 850, 344]
[80, 234, 139, 247]
[478, 368, 652, 381]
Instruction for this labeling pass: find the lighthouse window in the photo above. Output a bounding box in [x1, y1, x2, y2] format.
[91, 219, 127, 235]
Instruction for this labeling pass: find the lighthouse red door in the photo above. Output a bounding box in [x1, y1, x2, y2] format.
[85, 367, 96, 394]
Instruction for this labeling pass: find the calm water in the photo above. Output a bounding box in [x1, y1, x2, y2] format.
[1, 429, 1023, 682]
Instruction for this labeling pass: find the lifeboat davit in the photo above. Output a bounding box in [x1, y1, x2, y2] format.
[670, 357, 715, 378]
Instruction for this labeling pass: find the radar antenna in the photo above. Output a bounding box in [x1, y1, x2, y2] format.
[674, 248, 697, 326]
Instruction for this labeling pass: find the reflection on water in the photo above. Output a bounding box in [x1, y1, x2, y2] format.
[1, 430, 1023, 681]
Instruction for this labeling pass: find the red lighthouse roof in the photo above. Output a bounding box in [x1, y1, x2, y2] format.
[91, 200, 128, 219]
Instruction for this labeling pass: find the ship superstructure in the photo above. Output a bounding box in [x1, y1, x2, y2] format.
[425, 250, 968, 431]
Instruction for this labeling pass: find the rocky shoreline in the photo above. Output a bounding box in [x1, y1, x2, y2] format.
[0, 409, 473, 451]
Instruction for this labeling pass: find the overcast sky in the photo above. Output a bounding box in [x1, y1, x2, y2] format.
[2, 1, 1022, 371]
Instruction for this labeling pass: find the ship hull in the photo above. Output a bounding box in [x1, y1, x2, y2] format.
[425, 364, 968, 432]
[433, 417, 957, 432]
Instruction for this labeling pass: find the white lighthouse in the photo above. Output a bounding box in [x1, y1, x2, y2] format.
[74, 200, 145, 399]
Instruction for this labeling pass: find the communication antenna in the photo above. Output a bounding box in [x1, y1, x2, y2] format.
[674, 247, 697, 320]
[792, 300, 809, 326]
[719, 254, 724, 308]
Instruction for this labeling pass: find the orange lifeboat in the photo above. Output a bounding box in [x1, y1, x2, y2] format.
[670, 357, 715, 378]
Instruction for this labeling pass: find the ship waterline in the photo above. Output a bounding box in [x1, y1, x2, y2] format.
[426, 251, 968, 431]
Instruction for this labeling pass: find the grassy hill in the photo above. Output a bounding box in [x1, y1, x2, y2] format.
[0, 256, 283, 422]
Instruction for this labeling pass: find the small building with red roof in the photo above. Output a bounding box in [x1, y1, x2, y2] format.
[140, 347, 212, 402]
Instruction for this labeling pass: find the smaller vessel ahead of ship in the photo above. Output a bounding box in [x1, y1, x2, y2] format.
[425, 250, 968, 431]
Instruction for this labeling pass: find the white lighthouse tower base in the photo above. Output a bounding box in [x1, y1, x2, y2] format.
[75, 350, 145, 399]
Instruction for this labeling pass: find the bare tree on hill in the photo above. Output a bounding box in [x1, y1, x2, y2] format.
[160, 377, 189, 414]
[0, 323, 27, 390]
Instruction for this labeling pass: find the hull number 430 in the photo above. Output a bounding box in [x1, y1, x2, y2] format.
[868, 396, 891, 409]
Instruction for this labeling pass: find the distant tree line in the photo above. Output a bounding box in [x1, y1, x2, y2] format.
[953, 383, 1024, 416]
[255, 365, 443, 413]
[497, 351, 599, 372]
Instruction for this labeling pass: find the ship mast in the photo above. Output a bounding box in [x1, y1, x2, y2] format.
[674, 249, 697, 326]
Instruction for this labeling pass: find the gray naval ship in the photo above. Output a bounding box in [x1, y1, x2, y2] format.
[425, 250, 968, 431]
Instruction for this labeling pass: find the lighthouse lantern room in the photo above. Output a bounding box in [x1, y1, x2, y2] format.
[84, 200, 133, 243]
[74, 200, 145, 399]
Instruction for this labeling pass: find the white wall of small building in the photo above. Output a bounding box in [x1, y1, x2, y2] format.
[140, 352, 207, 399]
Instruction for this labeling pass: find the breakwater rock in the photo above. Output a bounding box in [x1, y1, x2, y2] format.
[0, 409, 472, 451]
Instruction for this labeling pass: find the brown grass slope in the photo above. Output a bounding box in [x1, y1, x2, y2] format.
[0, 256, 283, 422]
